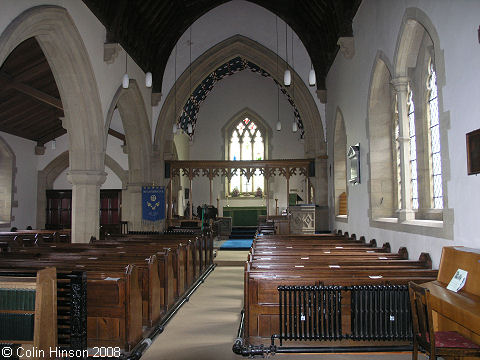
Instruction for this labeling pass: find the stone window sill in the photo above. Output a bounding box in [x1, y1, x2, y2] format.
[370, 211, 453, 239]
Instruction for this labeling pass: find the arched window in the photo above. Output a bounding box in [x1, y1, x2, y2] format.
[407, 84, 419, 209]
[228, 117, 265, 195]
[427, 58, 443, 209]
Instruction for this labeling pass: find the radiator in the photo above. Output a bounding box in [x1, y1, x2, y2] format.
[0, 271, 87, 355]
[277, 285, 412, 344]
[350, 285, 412, 341]
[278, 285, 343, 345]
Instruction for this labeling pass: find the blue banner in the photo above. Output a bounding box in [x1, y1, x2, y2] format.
[142, 186, 165, 221]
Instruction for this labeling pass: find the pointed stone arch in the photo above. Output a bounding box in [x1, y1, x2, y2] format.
[367, 52, 396, 219]
[154, 35, 325, 180]
[36, 152, 127, 228]
[0, 5, 105, 241]
[393, 8, 451, 226]
[105, 80, 152, 231]
[0, 5, 104, 171]
[105, 80, 152, 184]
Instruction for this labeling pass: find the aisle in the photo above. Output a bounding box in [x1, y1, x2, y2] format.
[142, 265, 244, 360]
[142, 253, 420, 360]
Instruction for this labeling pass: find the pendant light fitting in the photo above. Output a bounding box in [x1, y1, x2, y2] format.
[145, 72, 152, 88]
[309, 62, 316, 87]
[122, 51, 129, 89]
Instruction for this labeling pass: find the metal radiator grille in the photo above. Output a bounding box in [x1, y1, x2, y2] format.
[277, 284, 412, 344]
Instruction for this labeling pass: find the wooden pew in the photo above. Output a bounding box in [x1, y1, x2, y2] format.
[0, 258, 142, 351]
[2, 245, 166, 328]
[243, 234, 437, 347]
[0, 267, 57, 359]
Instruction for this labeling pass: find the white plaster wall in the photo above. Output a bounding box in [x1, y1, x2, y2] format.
[107, 109, 129, 170]
[155, 0, 325, 139]
[35, 134, 68, 171]
[189, 70, 306, 212]
[0, 132, 37, 229]
[327, 0, 480, 268]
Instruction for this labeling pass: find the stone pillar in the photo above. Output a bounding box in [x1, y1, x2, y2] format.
[315, 157, 329, 206]
[67, 170, 106, 243]
[391, 77, 415, 221]
[124, 183, 145, 232]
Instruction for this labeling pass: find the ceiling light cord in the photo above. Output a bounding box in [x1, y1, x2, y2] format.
[188, 26, 193, 135]
[283, 20, 291, 86]
[291, 31, 297, 133]
[173, 44, 178, 134]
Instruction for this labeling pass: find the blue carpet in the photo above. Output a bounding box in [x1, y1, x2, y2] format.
[220, 239, 253, 249]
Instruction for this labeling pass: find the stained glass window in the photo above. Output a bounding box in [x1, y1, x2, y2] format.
[229, 117, 265, 194]
[427, 59, 443, 209]
[407, 85, 419, 209]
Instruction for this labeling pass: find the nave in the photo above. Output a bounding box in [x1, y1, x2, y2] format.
[142, 251, 423, 360]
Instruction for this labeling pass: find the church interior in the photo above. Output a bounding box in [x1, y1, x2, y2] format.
[0, 1, 479, 359]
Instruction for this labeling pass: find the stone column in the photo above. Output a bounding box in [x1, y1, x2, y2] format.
[391, 77, 415, 221]
[123, 183, 146, 232]
[67, 170, 106, 243]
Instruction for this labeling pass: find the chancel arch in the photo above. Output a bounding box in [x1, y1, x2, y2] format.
[0, 5, 105, 242]
[155, 35, 327, 206]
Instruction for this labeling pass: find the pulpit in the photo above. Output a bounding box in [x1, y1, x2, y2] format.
[288, 204, 315, 234]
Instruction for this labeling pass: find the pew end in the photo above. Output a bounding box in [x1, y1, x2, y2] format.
[418, 252, 432, 269]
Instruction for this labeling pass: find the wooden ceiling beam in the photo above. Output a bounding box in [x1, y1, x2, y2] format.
[0, 71, 63, 110]
[108, 128, 126, 143]
[36, 125, 67, 144]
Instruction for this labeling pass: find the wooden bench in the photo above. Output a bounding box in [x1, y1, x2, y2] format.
[0, 268, 57, 358]
[0, 257, 142, 351]
[243, 234, 437, 346]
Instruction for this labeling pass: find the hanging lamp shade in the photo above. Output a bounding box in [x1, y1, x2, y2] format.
[276, 120, 282, 131]
[309, 68, 316, 86]
[292, 121, 298, 133]
[145, 72, 153, 88]
[284, 68, 291, 86]
[187, 123, 193, 134]
[122, 73, 129, 89]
